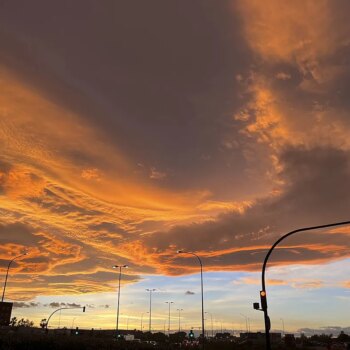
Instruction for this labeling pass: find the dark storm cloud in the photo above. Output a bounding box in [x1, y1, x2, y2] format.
[0, 0, 253, 198]
[145, 146, 350, 271]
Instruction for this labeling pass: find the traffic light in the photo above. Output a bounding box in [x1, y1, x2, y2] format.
[82, 306, 86, 312]
[189, 330, 195, 340]
[260, 290, 267, 310]
[253, 302, 260, 310]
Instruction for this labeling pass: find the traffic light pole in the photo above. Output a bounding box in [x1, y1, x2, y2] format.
[258, 220, 350, 350]
[46, 306, 86, 330]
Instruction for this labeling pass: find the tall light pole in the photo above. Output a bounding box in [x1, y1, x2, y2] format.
[146, 289, 156, 332]
[177, 250, 205, 349]
[71, 317, 77, 329]
[205, 312, 213, 337]
[141, 312, 146, 331]
[254, 220, 350, 350]
[280, 318, 285, 336]
[113, 264, 128, 338]
[177, 308, 183, 333]
[239, 313, 249, 333]
[2, 252, 28, 302]
[165, 301, 174, 333]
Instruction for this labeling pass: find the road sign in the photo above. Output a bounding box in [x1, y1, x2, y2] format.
[0, 302, 13, 326]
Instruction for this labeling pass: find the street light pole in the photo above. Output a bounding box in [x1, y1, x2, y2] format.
[165, 301, 174, 333]
[240, 313, 248, 333]
[2, 252, 28, 302]
[205, 312, 213, 337]
[280, 318, 285, 336]
[177, 250, 205, 349]
[146, 289, 156, 333]
[113, 264, 128, 338]
[141, 312, 145, 331]
[177, 308, 183, 333]
[46, 306, 86, 330]
[256, 220, 350, 350]
[71, 317, 77, 329]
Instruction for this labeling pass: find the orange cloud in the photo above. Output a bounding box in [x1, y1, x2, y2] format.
[1, 1, 350, 303]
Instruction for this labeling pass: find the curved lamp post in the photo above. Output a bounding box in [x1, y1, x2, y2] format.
[113, 264, 128, 338]
[46, 306, 86, 330]
[2, 252, 28, 302]
[146, 289, 156, 332]
[177, 250, 205, 349]
[254, 220, 350, 350]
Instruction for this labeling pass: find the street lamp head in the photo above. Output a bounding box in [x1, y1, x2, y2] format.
[113, 265, 128, 269]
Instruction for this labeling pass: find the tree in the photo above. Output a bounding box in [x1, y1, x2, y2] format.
[16, 318, 34, 328]
[40, 319, 47, 329]
[10, 317, 18, 327]
[338, 331, 349, 342]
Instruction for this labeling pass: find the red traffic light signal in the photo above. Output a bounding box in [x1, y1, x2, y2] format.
[260, 290, 267, 310]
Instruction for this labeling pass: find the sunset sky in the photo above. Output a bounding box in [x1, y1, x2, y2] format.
[1, 0, 350, 335]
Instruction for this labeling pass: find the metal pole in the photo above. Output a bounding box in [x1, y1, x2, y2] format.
[200, 259, 205, 346]
[260, 220, 350, 350]
[177, 251, 205, 349]
[177, 309, 183, 333]
[116, 266, 122, 336]
[141, 313, 144, 331]
[168, 303, 170, 333]
[280, 318, 285, 336]
[146, 289, 155, 332]
[46, 307, 85, 330]
[2, 253, 27, 302]
[240, 313, 248, 333]
[149, 291, 152, 332]
[165, 302, 173, 334]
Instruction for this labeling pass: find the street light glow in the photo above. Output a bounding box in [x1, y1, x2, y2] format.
[113, 265, 128, 269]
